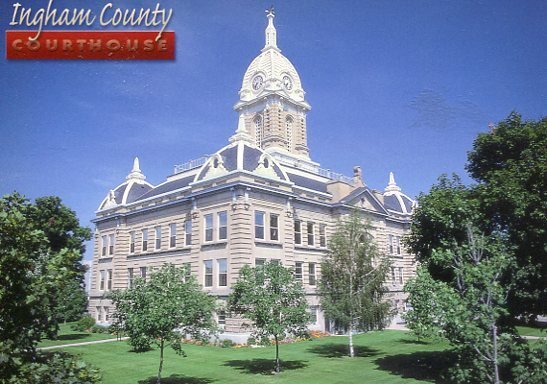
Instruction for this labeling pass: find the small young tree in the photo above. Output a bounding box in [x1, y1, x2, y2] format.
[228, 261, 309, 373]
[318, 212, 391, 357]
[110, 264, 216, 384]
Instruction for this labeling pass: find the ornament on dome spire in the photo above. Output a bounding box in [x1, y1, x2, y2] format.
[385, 172, 401, 192]
[263, 6, 278, 50]
[126, 157, 146, 181]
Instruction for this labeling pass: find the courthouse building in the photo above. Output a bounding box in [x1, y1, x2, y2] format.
[88, 10, 416, 333]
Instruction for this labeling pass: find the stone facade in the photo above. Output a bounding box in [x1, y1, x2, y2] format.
[88, 10, 416, 333]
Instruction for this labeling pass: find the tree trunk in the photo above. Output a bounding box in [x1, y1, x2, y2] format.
[492, 324, 500, 384]
[157, 339, 164, 384]
[348, 323, 355, 358]
[274, 335, 280, 373]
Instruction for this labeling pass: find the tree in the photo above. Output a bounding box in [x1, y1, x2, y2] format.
[405, 228, 544, 384]
[408, 113, 546, 318]
[0, 193, 97, 382]
[318, 212, 392, 357]
[55, 278, 88, 323]
[228, 261, 309, 373]
[110, 264, 216, 384]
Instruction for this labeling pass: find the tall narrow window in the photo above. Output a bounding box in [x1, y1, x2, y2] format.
[104, 307, 110, 322]
[155, 226, 161, 250]
[108, 234, 115, 255]
[96, 306, 102, 322]
[142, 229, 148, 252]
[391, 267, 396, 283]
[285, 116, 293, 151]
[184, 220, 192, 245]
[396, 236, 401, 255]
[204, 260, 213, 287]
[218, 311, 226, 328]
[127, 268, 134, 288]
[204, 214, 213, 242]
[254, 115, 263, 148]
[309, 263, 316, 286]
[270, 214, 279, 240]
[295, 262, 303, 280]
[101, 235, 107, 256]
[309, 306, 318, 323]
[140, 266, 147, 281]
[388, 234, 394, 254]
[307, 222, 315, 246]
[398, 267, 404, 284]
[169, 223, 177, 248]
[255, 211, 265, 239]
[294, 220, 302, 245]
[183, 263, 191, 280]
[130, 231, 135, 254]
[218, 211, 227, 240]
[107, 269, 112, 291]
[218, 258, 227, 287]
[319, 224, 326, 247]
[99, 270, 106, 290]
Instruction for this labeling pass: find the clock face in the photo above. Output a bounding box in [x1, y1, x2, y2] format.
[283, 75, 293, 90]
[252, 75, 264, 90]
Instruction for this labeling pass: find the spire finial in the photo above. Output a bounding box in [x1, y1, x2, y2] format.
[127, 157, 146, 181]
[230, 113, 253, 143]
[385, 171, 401, 192]
[264, 6, 277, 49]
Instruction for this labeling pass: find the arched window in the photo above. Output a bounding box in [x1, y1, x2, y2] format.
[285, 116, 293, 151]
[254, 115, 263, 148]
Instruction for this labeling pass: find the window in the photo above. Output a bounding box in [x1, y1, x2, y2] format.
[140, 266, 147, 281]
[391, 267, 396, 283]
[101, 235, 107, 256]
[319, 224, 326, 247]
[130, 231, 135, 254]
[255, 211, 265, 239]
[396, 236, 401, 255]
[104, 307, 110, 322]
[204, 214, 213, 242]
[127, 268, 134, 288]
[255, 258, 266, 267]
[309, 263, 316, 285]
[309, 306, 318, 323]
[286, 116, 293, 150]
[142, 229, 148, 252]
[108, 234, 115, 255]
[398, 267, 404, 284]
[183, 263, 191, 280]
[184, 220, 192, 245]
[307, 222, 315, 246]
[99, 270, 106, 290]
[107, 269, 112, 291]
[218, 211, 227, 240]
[388, 234, 394, 254]
[218, 311, 226, 327]
[96, 306, 102, 322]
[270, 214, 279, 241]
[169, 223, 177, 248]
[155, 226, 161, 250]
[254, 116, 263, 148]
[218, 258, 227, 287]
[295, 262, 303, 280]
[294, 220, 302, 244]
[204, 260, 213, 287]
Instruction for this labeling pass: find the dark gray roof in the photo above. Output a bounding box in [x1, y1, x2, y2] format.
[135, 175, 195, 201]
[113, 184, 127, 204]
[222, 145, 238, 171]
[339, 187, 367, 203]
[384, 194, 402, 212]
[287, 173, 329, 193]
[126, 183, 153, 204]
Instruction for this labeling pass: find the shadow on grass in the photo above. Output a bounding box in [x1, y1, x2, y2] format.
[397, 338, 433, 345]
[307, 343, 380, 358]
[375, 350, 454, 383]
[53, 333, 90, 341]
[223, 359, 308, 375]
[138, 374, 215, 384]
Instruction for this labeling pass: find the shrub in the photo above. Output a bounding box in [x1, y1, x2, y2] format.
[220, 339, 234, 348]
[15, 352, 101, 384]
[71, 315, 95, 332]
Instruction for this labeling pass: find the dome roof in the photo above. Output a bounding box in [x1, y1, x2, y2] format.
[238, 9, 307, 105]
[98, 158, 154, 211]
[194, 140, 289, 183]
[383, 172, 415, 215]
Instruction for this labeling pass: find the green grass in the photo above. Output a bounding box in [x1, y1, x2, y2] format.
[66, 331, 453, 384]
[516, 325, 546, 338]
[38, 322, 117, 348]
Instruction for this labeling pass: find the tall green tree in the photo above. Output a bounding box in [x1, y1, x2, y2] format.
[110, 264, 216, 384]
[318, 212, 391, 357]
[228, 261, 309, 373]
[0, 193, 97, 382]
[408, 113, 546, 318]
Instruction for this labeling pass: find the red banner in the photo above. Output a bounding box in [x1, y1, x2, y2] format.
[6, 31, 175, 60]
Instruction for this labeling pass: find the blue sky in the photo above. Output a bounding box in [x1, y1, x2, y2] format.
[1, 0, 546, 261]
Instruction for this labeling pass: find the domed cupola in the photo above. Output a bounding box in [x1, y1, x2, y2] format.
[233, 8, 312, 161]
[383, 172, 415, 215]
[98, 157, 154, 211]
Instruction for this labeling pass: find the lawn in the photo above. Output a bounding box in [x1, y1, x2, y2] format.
[516, 325, 545, 338]
[38, 322, 117, 348]
[66, 331, 453, 384]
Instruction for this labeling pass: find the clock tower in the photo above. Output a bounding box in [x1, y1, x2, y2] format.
[233, 8, 312, 161]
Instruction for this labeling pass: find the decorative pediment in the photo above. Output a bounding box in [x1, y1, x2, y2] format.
[341, 188, 389, 215]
